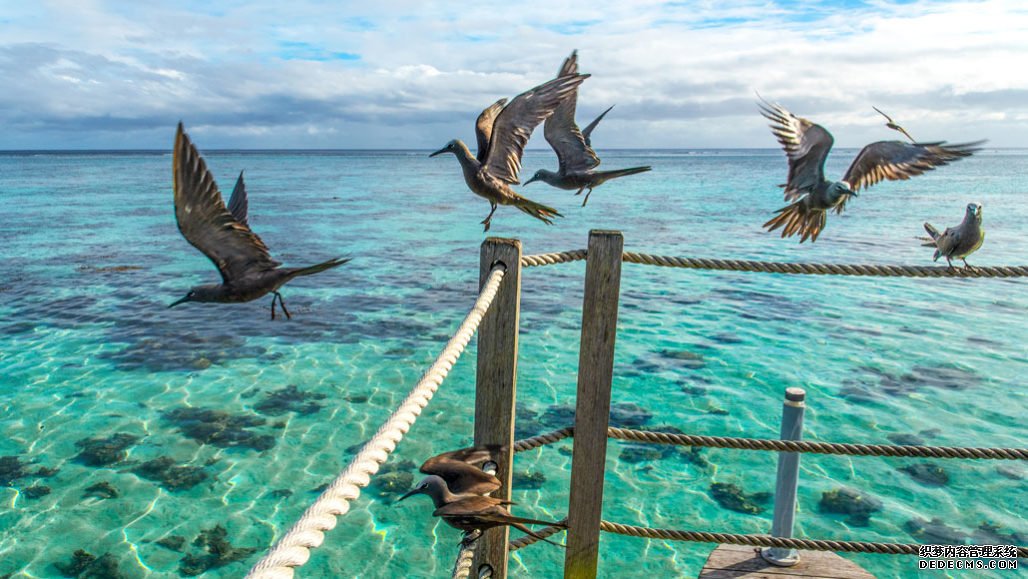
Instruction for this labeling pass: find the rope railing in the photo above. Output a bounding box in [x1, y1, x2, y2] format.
[451, 535, 480, 579]
[598, 522, 1028, 558]
[246, 266, 507, 579]
[521, 249, 1028, 278]
[508, 519, 568, 552]
[511, 426, 1028, 460]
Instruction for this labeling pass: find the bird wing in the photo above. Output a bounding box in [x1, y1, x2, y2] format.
[543, 51, 601, 174]
[173, 123, 280, 283]
[581, 105, 614, 148]
[227, 171, 249, 227]
[420, 456, 502, 495]
[935, 226, 960, 256]
[758, 100, 834, 202]
[475, 99, 508, 163]
[483, 73, 590, 184]
[841, 140, 984, 192]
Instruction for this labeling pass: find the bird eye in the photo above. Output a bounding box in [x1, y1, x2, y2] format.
[188, 291, 196, 297]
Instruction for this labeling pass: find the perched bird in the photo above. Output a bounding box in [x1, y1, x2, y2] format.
[873, 106, 915, 143]
[169, 123, 349, 319]
[419, 445, 505, 497]
[400, 475, 566, 547]
[759, 99, 984, 242]
[921, 202, 985, 269]
[430, 72, 590, 232]
[523, 51, 651, 206]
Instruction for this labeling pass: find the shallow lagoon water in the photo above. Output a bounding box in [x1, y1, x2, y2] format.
[0, 148, 1025, 578]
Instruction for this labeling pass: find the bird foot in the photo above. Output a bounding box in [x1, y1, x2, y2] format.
[481, 220, 492, 233]
[460, 530, 482, 547]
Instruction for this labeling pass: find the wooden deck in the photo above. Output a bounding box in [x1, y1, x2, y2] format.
[698, 544, 875, 579]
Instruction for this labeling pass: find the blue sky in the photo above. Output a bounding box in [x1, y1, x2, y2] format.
[0, 0, 1025, 148]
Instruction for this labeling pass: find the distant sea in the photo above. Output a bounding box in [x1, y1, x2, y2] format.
[1, 148, 1025, 578]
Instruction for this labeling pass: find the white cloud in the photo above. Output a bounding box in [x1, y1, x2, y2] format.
[0, 0, 1025, 148]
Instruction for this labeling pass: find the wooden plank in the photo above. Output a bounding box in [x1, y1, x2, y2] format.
[699, 545, 875, 579]
[564, 230, 624, 579]
[472, 237, 522, 579]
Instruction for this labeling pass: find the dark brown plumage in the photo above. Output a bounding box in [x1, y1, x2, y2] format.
[419, 445, 505, 497]
[169, 123, 349, 318]
[759, 99, 984, 242]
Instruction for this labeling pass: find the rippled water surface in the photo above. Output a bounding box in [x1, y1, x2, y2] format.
[1, 148, 1025, 578]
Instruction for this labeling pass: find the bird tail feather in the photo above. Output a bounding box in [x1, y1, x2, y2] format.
[509, 522, 566, 548]
[513, 196, 563, 225]
[290, 256, 351, 278]
[596, 166, 652, 181]
[923, 222, 941, 241]
[763, 201, 826, 243]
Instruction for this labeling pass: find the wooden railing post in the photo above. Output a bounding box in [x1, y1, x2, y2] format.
[473, 237, 522, 579]
[564, 230, 624, 579]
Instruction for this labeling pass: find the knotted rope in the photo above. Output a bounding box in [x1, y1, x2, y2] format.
[521, 249, 1028, 278]
[246, 266, 507, 579]
[451, 534, 480, 579]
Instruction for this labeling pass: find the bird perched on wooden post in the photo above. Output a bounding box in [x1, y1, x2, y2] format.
[758, 98, 984, 242]
[419, 445, 506, 497]
[523, 50, 651, 206]
[399, 475, 566, 547]
[921, 202, 985, 269]
[873, 106, 915, 142]
[430, 72, 589, 232]
[169, 123, 349, 319]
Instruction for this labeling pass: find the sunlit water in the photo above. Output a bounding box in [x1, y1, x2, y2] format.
[1, 148, 1025, 578]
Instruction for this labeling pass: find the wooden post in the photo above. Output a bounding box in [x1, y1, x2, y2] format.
[473, 237, 522, 579]
[564, 230, 624, 579]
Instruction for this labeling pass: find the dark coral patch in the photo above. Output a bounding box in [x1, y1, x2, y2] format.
[709, 482, 770, 515]
[254, 385, 327, 416]
[904, 517, 966, 544]
[899, 463, 949, 487]
[54, 549, 125, 578]
[132, 457, 208, 491]
[818, 488, 882, 526]
[179, 525, 256, 576]
[163, 407, 275, 451]
[74, 433, 139, 467]
[83, 481, 119, 500]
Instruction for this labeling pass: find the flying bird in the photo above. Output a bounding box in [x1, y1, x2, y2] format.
[873, 106, 915, 142]
[399, 475, 566, 547]
[759, 99, 984, 242]
[419, 445, 506, 497]
[921, 202, 985, 269]
[523, 50, 651, 206]
[430, 72, 590, 232]
[169, 123, 349, 319]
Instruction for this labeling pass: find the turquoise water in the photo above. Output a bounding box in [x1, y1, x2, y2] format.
[1, 148, 1025, 578]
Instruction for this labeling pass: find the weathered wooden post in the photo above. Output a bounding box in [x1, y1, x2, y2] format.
[473, 238, 522, 579]
[760, 387, 806, 567]
[564, 230, 624, 579]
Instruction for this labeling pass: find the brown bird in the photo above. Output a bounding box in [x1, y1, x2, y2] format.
[169, 123, 349, 319]
[759, 99, 984, 242]
[419, 445, 505, 497]
[430, 72, 589, 232]
[873, 106, 915, 142]
[524, 50, 651, 206]
[921, 202, 985, 269]
[400, 475, 566, 547]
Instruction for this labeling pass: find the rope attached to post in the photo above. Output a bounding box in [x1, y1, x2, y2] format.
[508, 520, 568, 552]
[246, 266, 507, 579]
[451, 535, 480, 579]
[521, 249, 1028, 278]
[598, 521, 1028, 558]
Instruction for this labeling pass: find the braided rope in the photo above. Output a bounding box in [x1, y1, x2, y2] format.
[607, 427, 1028, 460]
[520, 250, 587, 268]
[599, 521, 1028, 558]
[451, 535, 479, 579]
[246, 267, 507, 579]
[512, 427, 574, 453]
[520, 249, 1028, 277]
[508, 520, 568, 552]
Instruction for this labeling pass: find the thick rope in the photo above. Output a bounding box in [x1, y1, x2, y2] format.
[508, 520, 568, 552]
[521, 249, 1028, 278]
[246, 267, 507, 579]
[512, 427, 574, 453]
[599, 521, 1028, 558]
[451, 535, 480, 579]
[607, 427, 1028, 460]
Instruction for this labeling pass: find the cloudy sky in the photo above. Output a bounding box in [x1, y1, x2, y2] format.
[1, 0, 1026, 149]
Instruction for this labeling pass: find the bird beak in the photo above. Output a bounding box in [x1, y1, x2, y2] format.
[168, 296, 189, 308]
[429, 147, 447, 158]
[398, 488, 420, 502]
[523, 175, 538, 186]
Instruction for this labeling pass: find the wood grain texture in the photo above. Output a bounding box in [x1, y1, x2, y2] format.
[472, 237, 522, 579]
[699, 545, 875, 579]
[564, 230, 624, 579]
